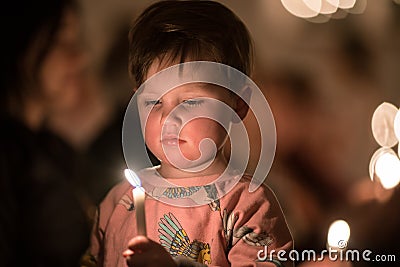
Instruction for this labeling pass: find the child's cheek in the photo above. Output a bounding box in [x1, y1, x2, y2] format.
[143, 117, 160, 148]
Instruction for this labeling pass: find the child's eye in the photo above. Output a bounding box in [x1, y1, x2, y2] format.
[144, 100, 161, 107]
[183, 99, 204, 107]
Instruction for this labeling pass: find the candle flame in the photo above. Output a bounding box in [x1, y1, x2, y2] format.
[124, 169, 142, 187]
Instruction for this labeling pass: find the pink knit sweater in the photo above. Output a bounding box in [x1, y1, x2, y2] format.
[87, 170, 293, 267]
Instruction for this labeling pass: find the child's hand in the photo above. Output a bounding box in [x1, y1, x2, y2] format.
[123, 236, 177, 267]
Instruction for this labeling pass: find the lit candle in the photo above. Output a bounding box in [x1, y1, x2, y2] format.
[124, 169, 147, 236]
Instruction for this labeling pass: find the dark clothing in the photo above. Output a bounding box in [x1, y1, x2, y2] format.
[0, 116, 90, 267]
[79, 108, 159, 205]
[79, 110, 126, 205]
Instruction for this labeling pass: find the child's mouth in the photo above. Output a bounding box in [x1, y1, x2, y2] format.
[161, 135, 184, 146]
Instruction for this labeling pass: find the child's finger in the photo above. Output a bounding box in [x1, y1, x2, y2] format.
[127, 236, 154, 252]
[122, 249, 134, 258]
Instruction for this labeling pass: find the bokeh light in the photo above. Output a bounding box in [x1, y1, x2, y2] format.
[371, 102, 398, 148]
[338, 0, 357, 9]
[280, 0, 365, 21]
[370, 102, 400, 191]
[394, 108, 400, 143]
[375, 151, 400, 189]
[327, 220, 351, 249]
[280, 0, 320, 18]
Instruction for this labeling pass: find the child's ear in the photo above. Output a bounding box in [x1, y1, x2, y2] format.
[233, 85, 252, 123]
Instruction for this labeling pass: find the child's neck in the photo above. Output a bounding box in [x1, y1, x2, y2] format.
[158, 155, 228, 178]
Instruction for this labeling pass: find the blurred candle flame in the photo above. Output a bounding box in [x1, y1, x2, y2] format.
[375, 152, 400, 189]
[327, 220, 350, 249]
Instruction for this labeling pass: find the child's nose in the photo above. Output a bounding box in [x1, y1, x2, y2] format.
[160, 104, 182, 128]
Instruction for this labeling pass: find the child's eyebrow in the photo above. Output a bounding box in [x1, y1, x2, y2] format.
[137, 83, 225, 99]
[137, 92, 160, 98]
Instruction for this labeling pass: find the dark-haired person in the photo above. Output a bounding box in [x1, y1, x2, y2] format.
[0, 1, 91, 266]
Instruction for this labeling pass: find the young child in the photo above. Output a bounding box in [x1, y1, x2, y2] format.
[83, 1, 293, 266]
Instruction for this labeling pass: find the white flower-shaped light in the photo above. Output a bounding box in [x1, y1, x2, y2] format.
[371, 102, 398, 148]
[394, 108, 400, 146]
[370, 102, 400, 190]
[280, 0, 360, 20]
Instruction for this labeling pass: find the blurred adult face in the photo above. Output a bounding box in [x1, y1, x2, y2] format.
[39, 8, 87, 114]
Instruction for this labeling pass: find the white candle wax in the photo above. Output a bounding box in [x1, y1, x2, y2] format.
[133, 186, 147, 236]
[124, 169, 147, 236]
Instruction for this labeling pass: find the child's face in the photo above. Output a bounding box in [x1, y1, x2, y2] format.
[138, 61, 237, 173]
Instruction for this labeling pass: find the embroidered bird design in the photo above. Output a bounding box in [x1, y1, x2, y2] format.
[158, 213, 211, 264]
[234, 226, 274, 247]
